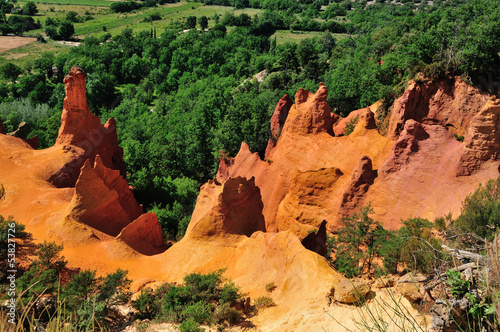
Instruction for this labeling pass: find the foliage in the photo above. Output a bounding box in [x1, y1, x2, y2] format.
[159, 270, 244, 330]
[453, 176, 500, 241]
[254, 296, 275, 308]
[0, 215, 27, 282]
[331, 204, 390, 277]
[344, 114, 359, 136]
[265, 282, 276, 292]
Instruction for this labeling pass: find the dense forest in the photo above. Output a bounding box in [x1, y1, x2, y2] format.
[1, 0, 499, 241]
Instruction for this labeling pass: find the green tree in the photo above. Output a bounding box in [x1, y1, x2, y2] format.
[0, 62, 22, 81]
[58, 21, 74, 40]
[199, 15, 208, 30]
[186, 16, 196, 29]
[331, 204, 389, 277]
[22, 1, 38, 16]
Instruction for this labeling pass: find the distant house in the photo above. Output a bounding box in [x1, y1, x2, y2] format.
[11, 8, 24, 15]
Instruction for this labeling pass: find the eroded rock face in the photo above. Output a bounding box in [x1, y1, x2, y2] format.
[339, 156, 377, 217]
[185, 176, 266, 239]
[379, 120, 430, 174]
[117, 213, 165, 255]
[52, 66, 125, 187]
[457, 98, 500, 175]
[270, 94, 293, 141]
[67, 155, 143, 237]
[387, 78, 488, 140]
[281, 83, 334, 136]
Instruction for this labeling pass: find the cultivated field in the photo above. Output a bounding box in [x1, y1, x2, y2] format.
[0, 36, 38, 53]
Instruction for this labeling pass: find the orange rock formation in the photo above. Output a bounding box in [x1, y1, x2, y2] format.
[50, 66, 125, 187]
[1, 69, 499, 331]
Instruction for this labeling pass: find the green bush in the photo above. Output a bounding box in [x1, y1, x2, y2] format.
[331, 204, 390, 277]
[254, 296, 275, 308]
[453, 176, 500, 241]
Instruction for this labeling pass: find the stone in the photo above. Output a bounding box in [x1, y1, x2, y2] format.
[117, 213, 166, 255]
[301, 220, 328, 257]
[281, 83, 334, 136]
[457, 98, 500, 175]
[66, 155, 143, 236]
[396, 273, 426, 302]
[339, 156, 377, 217]
[333, 279, 371, 304]
[185, 176, 266, 239]
[270, 94, 293, 141]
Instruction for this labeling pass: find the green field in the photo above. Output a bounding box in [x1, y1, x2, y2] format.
[272, 30, 347, 44]
[29, 0, 112, 7]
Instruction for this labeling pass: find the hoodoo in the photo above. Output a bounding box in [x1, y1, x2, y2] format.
[50, 66, 126, 187]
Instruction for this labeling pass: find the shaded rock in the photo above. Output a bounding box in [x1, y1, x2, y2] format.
[185, 176, 266, 239]
[339, 156, 377, 217]
[117, 213, 166, 255]
[7, 122, 38, 149]
[67, 155, 143, 236]
[301, 220, 328, 257]
[372, 275, 395, 289]
[396, 273, 426, 302]
[333, 279, 371, 304]
[51, 66, 125, 187]
[457, 98, 500, 175]
[270, 94, 293, 141]
[281, 83, 334, 136]
[431, 298, 470, 332]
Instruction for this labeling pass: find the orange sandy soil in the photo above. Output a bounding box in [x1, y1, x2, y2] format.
[0, 36, 37, 53]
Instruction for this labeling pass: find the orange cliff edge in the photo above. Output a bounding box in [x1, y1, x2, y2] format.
[1, 68, 499, 330]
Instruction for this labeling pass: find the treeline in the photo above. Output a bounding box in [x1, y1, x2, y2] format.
[0, 0, 498, 241]
[110, 0, 179, 13]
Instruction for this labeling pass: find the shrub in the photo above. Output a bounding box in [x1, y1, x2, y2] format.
[453, 176, 500, 241]
[265, 282, 276, 292]
[181, 301, 214, 325]
[344, 114, 359, 135]
[254, 296, 275, 308]
[214, 302, 242, 325]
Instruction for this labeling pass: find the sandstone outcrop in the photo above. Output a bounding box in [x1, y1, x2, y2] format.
[332, 279, 371, 304]
[387, 77, 488, 140]
[185, 176, 266, 239]
[66, 155, 143, 236]
[117, 213, 166, 255]
[50, 66, 125, 187]
[281, 83, 334, 136]
[339, 156, 377, 217]
[457, 98, 500, 175]
[270, 94, 292, 140]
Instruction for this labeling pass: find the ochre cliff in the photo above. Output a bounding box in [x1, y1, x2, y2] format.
[217, 79, 499, 234]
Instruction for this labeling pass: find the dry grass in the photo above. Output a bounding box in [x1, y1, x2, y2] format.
[487, 233, 500, 327]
